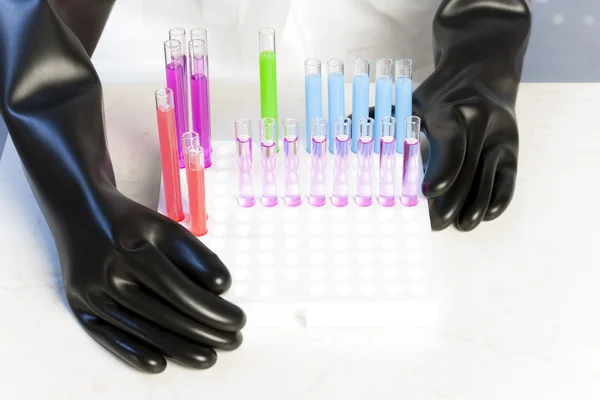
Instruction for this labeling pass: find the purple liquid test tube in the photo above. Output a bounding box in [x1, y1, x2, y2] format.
[235, 119, 255, 207]
[168, 28, 189, 133]
[332, 117, 351, 207]
[190, 28, 213, 158]
[309, 117, 328, 207]
[164, 39, 186, 168]
[356, 117, 374, 207]
[260, 117, 278, 207]
[189, 39, 212, 168]
[402, 116, 421, 207]
[282, 119, 302, 207]
[378, 116, 397, 207]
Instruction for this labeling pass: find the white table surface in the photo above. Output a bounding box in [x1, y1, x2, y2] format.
[1, 82, 599, 399]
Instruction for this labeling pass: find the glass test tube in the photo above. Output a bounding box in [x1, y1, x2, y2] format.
[190, 28, 213, 159]
[235, 118, 256, 208]
[164, 40, 187, 168]
[189, 39, 212, 168]
[305, 58, 322, 154]
[351, 58, 370, 154]
[155, 88, 184, 222]
[259, 117, 278, 207]
[309, 117, 328, 207]
[259, 28, 279, 151]
[395, 58, 413, 154]
[182, 132, 208, 236]
[168, 28, 189, 133]
[332, 117, 351, 207]
[327, 59, 345, 154]
[356, 117, 374, 207]
[374, 58, 393, 154]
[402, 116, 421, 207]
[282, 119, 302, 207]
[379, 116, 397, 207]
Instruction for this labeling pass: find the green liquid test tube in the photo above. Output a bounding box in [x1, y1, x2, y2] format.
[259, 28, 279, 151]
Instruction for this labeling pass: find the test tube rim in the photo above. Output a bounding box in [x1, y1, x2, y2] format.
[259, 117, 277, 144]
[190, 27, 208, 38]
[395, 58, 413, 79]
[282, 118, 300, 141]
[353, 57, 370, 76]
[154, 87, 173, 109]
[163, 39, 183, 62]
[311, 116, 328, 138]
[189, 39, 207, 56]
[258, 27, 275, 36]
[327, 59, 344, 69]
[168, 27, 186, 37]
[335, 116, 351, 138]
[404, 116, 421, 140]
[376, 58, 394, 79]
[380, 116, 397, 141]
[305, 58, 321, 67]
[234, 118, 252, 141]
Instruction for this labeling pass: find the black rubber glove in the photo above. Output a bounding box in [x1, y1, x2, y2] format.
[0, 0, 245, 373]
[414, 0, 532, 231]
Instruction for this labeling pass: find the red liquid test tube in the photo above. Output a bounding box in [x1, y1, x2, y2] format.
[183, 132, 208, 236]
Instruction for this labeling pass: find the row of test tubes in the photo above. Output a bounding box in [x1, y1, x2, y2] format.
[234, 115, 421, 208]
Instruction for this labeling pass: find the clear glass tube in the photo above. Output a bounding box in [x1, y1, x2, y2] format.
[259, 28, 279, 151]
[305, 58, 322, 153]
[332, 117, 351, 207]
[282, 119, 302, 207]
[309, 117, 328, 207]
[259, 117, 278, 207]
[182, 132, 208, 236]
[374, 58, 393, 154]
[351, 58, 370, 154]
[356, 117, 374, 207]
[169, 28, 189, 134]
[327, 59, 345, 154]
[155, 88, 184, 222]
[402, 116, 421, 207]
[164, 39, 186, 168]
[395, 58, 413, 154]
[378, 116, 397, 207]
[189, 39, 212, 168]
[235, 118, 255, 208]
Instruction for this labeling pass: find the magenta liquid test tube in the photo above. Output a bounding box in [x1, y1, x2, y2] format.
[164, 39, 186, 168]
[282, 119, 302, 207]
[235, 119, 255, 207]
[168, 28, 189, 133]
[309, 117, 328, 207]
[378, 116, 397, 207]
[332, 117, 351, 207]
[402, 116, 421, 207]
[189, 39, 212, 168]
[190, 28, 213, 158]
[260, 117, 278, 207]
[356, 117, 374, 207]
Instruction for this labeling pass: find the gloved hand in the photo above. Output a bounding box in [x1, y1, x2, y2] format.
[413, 0, 532, 231]
[0, 0, 245, 373]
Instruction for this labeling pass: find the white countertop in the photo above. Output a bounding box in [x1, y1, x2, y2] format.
[1, 83, 599, 399]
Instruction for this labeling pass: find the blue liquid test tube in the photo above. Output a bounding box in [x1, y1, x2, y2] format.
[351, 58, 370, 154]
[395, 58, 413, 154]
[374, 58, 393, 154]
[305, 59, 322, 153]
[327, 59, 345, 154]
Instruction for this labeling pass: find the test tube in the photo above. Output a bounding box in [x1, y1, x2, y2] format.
[309, 117, 328, 207]
[259, 28, 279, 151]
[235, 118, 255, 208]
[374, 58, 393, 154]
[402, 116, 421, 207]
[259, 117, 278, 207]
[189, 39, 212, 168]
[164, 39, 186, 168]
[155, 88, 184, 222]
[356, 117, 374, 206]
[351, 58, 370, 154]
[182, 132, 208, 236]
[168, 28, 189, 133]
[332, 117, 351, 207]
[190, 28, 213, 159]
[282, 119, 302, 207]
[395, 58, 413, 154]
[327, 59, 345, 154]
[305, 58, 322, 153]
[379, 116, 397, 207]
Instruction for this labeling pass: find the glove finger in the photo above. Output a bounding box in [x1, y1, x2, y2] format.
[112, 279, 243, 351]
[76, 309, 166, 373]
[485, 153, 517, 221]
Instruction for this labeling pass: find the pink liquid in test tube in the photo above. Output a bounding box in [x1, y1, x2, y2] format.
[189, 37, 212, 168]
[378, 116, 397, 207]
[356, 117, 374, 207]
[282, 119, 302, 207]
[402, 116, 421, 207]
[164, 40, 186, 168]
[260, 117, 278, 207]
[332, 117, 351, 207]
[309, 117, 328, 207]
[235, 119, 255, 207]
[182, 132, 208, 236]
